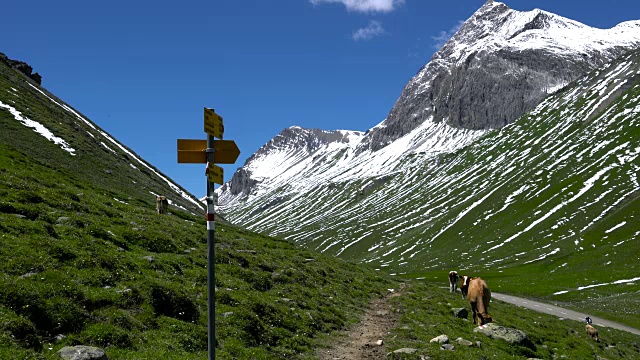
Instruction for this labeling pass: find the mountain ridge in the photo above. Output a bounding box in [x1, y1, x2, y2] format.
[359, 0, 640, 153]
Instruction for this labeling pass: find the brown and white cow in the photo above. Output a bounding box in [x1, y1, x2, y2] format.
[156, 196, 168, 214]
[467, 277, 492, 325]
[459, 275, 471, 299]
[448, 271, 459, 293]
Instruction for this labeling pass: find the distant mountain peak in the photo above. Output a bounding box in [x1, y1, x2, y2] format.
[253, 126, 363, 159]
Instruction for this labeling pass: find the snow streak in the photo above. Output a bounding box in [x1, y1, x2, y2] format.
[0, 100, 76, 155]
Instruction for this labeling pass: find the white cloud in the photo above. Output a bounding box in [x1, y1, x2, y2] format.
[353, 20, 386, 41]
[311, 0, 405, 13]
[432, 20, 464, 49]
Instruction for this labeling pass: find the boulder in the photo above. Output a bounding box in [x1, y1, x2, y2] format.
[441, 344, 455, 351]
[452, 307, 468, 319]
[474, 323, 536, 350]
[0, 52, 43, 85]
[57, 346, 108, 360]
[430, 334, 449, 344]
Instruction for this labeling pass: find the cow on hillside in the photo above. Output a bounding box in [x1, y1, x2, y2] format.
[467, 277, 492, 325]
[448, 271, 459, 293]
[585, 317, 599, 342]
[459, 275, 471, 299]
[156, 196, 168, 214]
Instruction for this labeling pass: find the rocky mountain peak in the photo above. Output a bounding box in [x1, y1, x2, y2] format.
[248, 126, 363, 162]
[218, 126, 364, 197]
[278, 126, 361, 149]
[355, 1, 640, 153]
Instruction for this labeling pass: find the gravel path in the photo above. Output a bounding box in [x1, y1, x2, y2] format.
[492, 292, 640, 336]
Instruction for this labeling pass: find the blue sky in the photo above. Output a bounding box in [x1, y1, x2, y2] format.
[3, 0, 639, 198]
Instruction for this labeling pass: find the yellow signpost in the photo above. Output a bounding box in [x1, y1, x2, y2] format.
[176, 107, 240, 360]
[206, 164, 224, 185]
[212, 140, 241, 164]
[204, 107, 224, 139]
[177, 139, 207, 163]
[177, 139, 240, 164]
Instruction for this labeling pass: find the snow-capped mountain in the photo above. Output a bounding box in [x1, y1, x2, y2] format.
[360, 0, 640, 152]
[218, 45, 640, 287]
[219, 1, 640, 205]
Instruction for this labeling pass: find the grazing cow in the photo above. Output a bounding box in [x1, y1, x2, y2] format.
[448, 271, 459, 293]
[467, 277, 492, 325]
[459, 275, 471, 299]
[585, 317, 599, 342]
[156, 196, 168, 214]
[586, 324, 599, 342]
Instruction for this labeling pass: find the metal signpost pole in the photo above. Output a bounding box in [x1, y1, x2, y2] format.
[205, 134, 216, 360]
[178, 107, 239, 360]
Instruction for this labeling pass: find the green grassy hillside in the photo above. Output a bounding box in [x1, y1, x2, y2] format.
[0, 142, 394, 359]
[0, 57, 202, 215]
[220, 50, 640, 329]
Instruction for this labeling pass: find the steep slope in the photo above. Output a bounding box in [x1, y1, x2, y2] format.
[219, 46, 640, 324]
[0, 54, 203, 214]
[218, 1, 640, 329]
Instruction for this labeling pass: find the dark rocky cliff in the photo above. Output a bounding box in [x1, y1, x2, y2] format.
[0, 52, 42, 85]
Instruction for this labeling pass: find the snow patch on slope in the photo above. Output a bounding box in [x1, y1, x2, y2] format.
[0, 100, 76, 155]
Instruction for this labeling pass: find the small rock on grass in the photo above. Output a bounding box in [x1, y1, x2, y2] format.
[452, 308, 468, 319]
[456, 337, 474, 346]
[387, 348, 417, 356]
[57, 345, 108, 360]
[430, 334, 449, 344]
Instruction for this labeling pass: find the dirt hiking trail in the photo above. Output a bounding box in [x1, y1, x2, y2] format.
[316, 284, 406, 360]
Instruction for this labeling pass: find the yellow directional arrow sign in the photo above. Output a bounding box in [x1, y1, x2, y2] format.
[213, 140, 241, 164]
[207, 164, 224, 185]
[177, 139, 241, 164]
[204, 108, 224, 139]
[177, 139, 207, 163]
